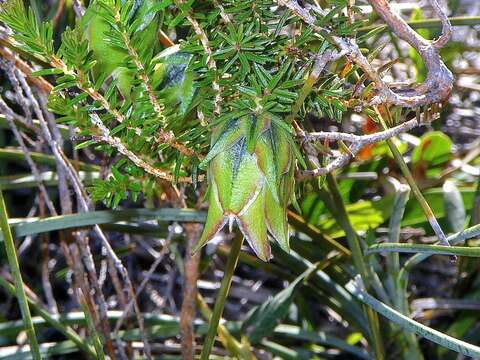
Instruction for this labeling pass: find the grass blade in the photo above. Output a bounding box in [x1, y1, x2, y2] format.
[0, 277, 96, 358]
[325, 174, 384, 359]
[1, 208, 206, 242]
[346, 277, 480, 358]
[0, 189, 41, 360]
[367, 243, 480, 257]
[200, 234, 244, 360]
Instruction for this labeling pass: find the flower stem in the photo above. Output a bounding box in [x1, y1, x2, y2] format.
[200, 234, 244, 360]
[374, 107, 451, 249]
[326, 174, 384, 360]
[0, 189, 42, 360]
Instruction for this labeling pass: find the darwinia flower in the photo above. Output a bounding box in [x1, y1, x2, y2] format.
[193, 115, 294, 261]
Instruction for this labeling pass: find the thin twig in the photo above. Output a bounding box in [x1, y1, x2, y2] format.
[72, 0, 86, 18]
[305, 117, 419, 144]
[52, 0, 65, 28]
[89, 114, 196, 183]
[0, 97, 57, 215]
[16, 71, 118, 359]
[114, 9, 166, 121]
[113, 234, 171, 334]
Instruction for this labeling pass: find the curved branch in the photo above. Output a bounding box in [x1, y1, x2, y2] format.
[278, 0, 454, 108]
[368, 0, 454, 107]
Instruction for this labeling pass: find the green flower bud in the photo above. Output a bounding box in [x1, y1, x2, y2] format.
[194, 116, 294, 261]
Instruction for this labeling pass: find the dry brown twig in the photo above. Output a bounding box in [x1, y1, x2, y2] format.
[180, 222, 202, 360]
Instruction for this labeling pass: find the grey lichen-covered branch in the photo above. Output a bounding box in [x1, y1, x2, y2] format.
[278, 0, 454, 108]
[298, 111, 440, 180]
[368, 0, 454, 106]
[305, 118, 419, 145]
[297, 118, 420, 179]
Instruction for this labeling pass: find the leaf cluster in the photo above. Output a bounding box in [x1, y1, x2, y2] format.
[0, 0, 367, 207]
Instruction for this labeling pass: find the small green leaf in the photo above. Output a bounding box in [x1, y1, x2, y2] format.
[30, 68, 63, 76]
[412, 131, 452, 168]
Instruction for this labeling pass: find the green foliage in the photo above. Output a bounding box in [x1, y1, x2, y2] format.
[0, 0, 54, 61]
[412, 131, 453, 169]
[3, 1, 480, 359]
[0, 0, 357, 220]
[241, 265, 315, 343]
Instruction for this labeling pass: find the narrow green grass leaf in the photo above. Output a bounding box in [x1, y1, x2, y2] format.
[346, 278, 480, 358]
[401, 223, 480, 272]
[273, 324, 372, 360]
[0, 190, 41, 360]
[0, 171, 99, 190]
[367, 243, 480, 257]
[242, 263, 320, 344]
[0, 148, 99, 171]
[1, 208, 206, 242]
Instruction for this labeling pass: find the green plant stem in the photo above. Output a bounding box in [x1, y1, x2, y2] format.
[386, 184, 409, 300]
[0, 277, 97, 358]
[78, 291, 105, 360]
[0, 189, 42, 360]
[196, 293, 253, 359]
[383, 183, 423, 359]
[200, 234, 244, 360]
[325, 174, 384, 360]
[286, 74, 317, 124]
[376, 110, 450, 248]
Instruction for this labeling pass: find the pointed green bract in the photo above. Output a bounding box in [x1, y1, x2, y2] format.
[192, 187, 226, 253]
[238, 185, 270, 261]
[228, 142, 264, 213]
[199, 119, 243, 169]
[265, 187, 290, 253]
[196, 115, 294, 261]
[256, 131, 279, 202]
[210, 146, 234, 209]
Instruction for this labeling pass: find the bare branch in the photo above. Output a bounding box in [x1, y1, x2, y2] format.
[278, 0, 454, 108]
[0, 96, 57, 215]
[305, 117, 419, 144]
[367, 0, 453, 106]
[180, 223, 202, 360]
[427, 0, 453, 49]
[297, 111, 440, 180]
